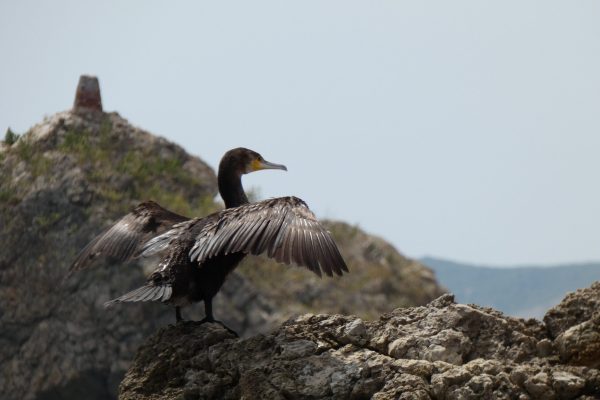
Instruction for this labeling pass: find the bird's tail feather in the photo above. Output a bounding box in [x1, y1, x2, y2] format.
[104, 284, 172, 308]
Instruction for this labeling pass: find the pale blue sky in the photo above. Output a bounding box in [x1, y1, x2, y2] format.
[1, 1, 599, 265]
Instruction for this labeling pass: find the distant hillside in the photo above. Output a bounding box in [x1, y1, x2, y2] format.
[421, 257, 600, 318]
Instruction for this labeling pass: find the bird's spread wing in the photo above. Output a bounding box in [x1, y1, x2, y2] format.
[189, 196, 348, 277]
[70, 201, 189, 272]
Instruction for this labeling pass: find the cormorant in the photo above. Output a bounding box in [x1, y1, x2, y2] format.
[70, 148, 348, 333]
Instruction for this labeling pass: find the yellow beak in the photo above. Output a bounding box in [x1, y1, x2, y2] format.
[252, 159, 287, 172]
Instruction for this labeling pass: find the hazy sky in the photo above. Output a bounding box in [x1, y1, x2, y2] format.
[1, 1, 599, 265]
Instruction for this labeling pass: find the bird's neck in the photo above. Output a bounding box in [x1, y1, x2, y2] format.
[218, 168, 249, 209]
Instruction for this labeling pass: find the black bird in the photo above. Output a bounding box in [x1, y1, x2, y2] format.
[70, 148, 348, 333]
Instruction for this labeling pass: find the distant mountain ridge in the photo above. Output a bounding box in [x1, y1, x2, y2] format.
[421, 257, 600, 318]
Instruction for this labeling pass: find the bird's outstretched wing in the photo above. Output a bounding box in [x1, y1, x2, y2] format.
[189, 196, 348, 277]
[69, 201, 188, 272]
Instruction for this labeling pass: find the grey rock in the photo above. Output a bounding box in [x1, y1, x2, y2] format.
[121, 284, 600, 400]
[524, 372, 555, 399]
[544, 282, 600, 338]
[555, 312, 600, 368]
[278, 339, 318, 360]
[339, 318, 368, 346]
[552, 371, 586, 399]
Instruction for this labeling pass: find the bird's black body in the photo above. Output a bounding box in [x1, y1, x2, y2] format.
[70, 148, 348, 332]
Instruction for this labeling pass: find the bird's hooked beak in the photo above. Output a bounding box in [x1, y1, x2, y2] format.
[252, 158, 287, 172]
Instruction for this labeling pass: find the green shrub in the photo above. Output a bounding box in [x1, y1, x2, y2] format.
[4, 128, 20, 145]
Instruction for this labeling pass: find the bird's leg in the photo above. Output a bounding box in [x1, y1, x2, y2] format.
[175, 306, 183, 323]
[201, 297, 215, 322]
[199, 298, 238, 337]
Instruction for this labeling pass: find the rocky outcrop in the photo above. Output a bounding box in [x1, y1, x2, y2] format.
[0, 109, 218, 400]
[121, 285, 600, 400]
[544, 282, 600, 369]
[0, 82, 445, 400]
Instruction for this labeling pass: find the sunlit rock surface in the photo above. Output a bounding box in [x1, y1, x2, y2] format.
[122, 286, 600, 400]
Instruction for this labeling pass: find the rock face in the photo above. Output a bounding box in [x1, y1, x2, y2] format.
[0, 109, 217, 400]
[544, 282, 600, 369]
[121, 285, 600, 400]
[0, 103, 444, 399]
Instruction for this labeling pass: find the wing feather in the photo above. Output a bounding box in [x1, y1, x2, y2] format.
[281, 226, 294, 265]
[70, 201, 188, 273]
[305, 227, 324, 276]
[140, 219, 194, 258]
[162, 285, 173, 302]
[241, 216, 264, 254]
[154, 286, 165, 301]
[190, 197, 347, 277]
[104, 284, 169, 307]
[317, 230, 333, 273]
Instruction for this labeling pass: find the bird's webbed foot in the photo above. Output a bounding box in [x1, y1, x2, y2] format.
[199, 317, 239, 337]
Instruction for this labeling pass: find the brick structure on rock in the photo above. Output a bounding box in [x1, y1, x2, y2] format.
[73, 75, 102, 111]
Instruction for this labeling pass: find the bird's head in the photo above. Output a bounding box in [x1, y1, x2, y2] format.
[220, 147, 287, 176]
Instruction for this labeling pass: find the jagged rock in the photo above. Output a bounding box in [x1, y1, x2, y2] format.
[121, 286, 600, 400]
[555, 312, 600, 368]
[0, 104, 445, 399]
[543, 282, 600, 369]
[544, 282, 600, 338]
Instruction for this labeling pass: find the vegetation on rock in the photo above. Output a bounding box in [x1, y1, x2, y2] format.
[3, 127, 20, 145]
